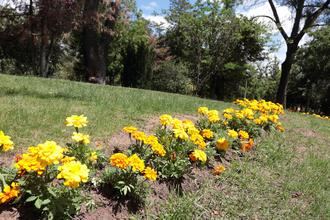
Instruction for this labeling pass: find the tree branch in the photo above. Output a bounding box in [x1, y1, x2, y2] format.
[267, 0, 289, 41]
[297, 0, 330, 42]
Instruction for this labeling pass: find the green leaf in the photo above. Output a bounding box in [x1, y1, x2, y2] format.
[34, 198, 43, 209]
[25, 196, 37, 202]
[42, 199, 51, 205]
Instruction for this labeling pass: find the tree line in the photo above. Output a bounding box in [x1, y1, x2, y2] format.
[0, 0, 329, 114]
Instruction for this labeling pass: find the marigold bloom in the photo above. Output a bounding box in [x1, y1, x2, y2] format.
[128, 154, 145, 172]
[198, 107, 209, 115]
[227, 130, 238, 139]
[89, 152, 98, 163]
[173, 128, 189, 140]
[223, 113, 233, 120]
[276, 124, 285, 132]
[132, 131, 147, 142]
[72, 132, 90, 145]
[189, 149, 207, 163]
[238, 130, 249, 139]
[0, 182, 20, 204]
[159, 114, 173, 126]
[15, 141, 64, 175]
[144, 167, 157, 181]
[123, 126, 138, 134]
[207, 110, 220, 123]
[171, 118, 183, 129]
[216, 138, 229, 151]
[241, 139, 254, 152]
[145, 135, 158, 145]
[213, 165, 226, 175]
[110, 153, 129, 169]
[65, 115, 88, 128]
[57, 161, 89, 188]
[0, 131, 14, 152]
[151, 142, 166, 157]
[201, 129, 213, 139]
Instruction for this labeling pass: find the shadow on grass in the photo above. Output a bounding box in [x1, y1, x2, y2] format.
[0, 87, 86, 101]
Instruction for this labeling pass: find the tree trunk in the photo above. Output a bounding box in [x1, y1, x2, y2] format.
[276, 43, 298, 108]
[40, 18, 49, 77]
[82, 0, 106, 84]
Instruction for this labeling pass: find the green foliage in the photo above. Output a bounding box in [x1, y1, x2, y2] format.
[164, 0, 268, 99]
[150, 61, 193, 95]
[288, 26, 330, 114]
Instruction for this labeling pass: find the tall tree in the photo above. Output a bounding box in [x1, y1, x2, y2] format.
[253, 0, 330, 107]
[80, 0, 121, 83]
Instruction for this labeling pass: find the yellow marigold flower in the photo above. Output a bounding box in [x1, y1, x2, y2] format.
[110, 153, 129, 169]
[207, 110, 220, 123]
[72, 132, 90, 145]
[201, 129, 213, 139]
[182, 120, 195, 130]
[144, 167, 157, 181]
[171, 118, 183, 129]
[132, 131, 147, 142]
[159, 114, 173, 126]
[65, 115, 88, 128]
[33, 141, 64, 166]
[128, 154, 145, 172]
[238, 130, 249, 139]
[235, 112, 244, 119]
[198, 107, 209, 115]
[190, 133, 206, 149]
[268, 114, 279, 123]
[123, 126, 138, 134]
[189, 149, 207, 163]
[0, 131, 14, 152]
[259, 115, 268, 123]
[253, 118, 262, 125]
[145, 135, 158, 145]
[213, 165, 226, 175]
[151, 142, 166, 157]
[187, 127, 200, 136]
[89, 152, 98, 163]
[223, 113, 233, 120]
[223, 108, 235, 114]
[15, 153, 46, 175]
[61, 156, 76, 164]
[216, 138, 229, 151]
[173, 128, 189, 140]
[227, 130, 238, 139]
[0, 182, 20, 204]
[57, 161, 89, 189]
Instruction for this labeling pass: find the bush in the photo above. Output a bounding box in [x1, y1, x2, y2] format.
[150, 62, 194, 95]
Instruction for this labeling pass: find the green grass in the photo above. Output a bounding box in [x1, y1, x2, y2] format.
[1, 74, 329, 219]
[0, 74, 229, 147]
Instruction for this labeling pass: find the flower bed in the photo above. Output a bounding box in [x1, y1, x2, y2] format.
[0, 99, 285, 219]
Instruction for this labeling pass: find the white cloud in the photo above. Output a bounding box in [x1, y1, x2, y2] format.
[144, 15, 170, 29]
[142, 1, 158, 11]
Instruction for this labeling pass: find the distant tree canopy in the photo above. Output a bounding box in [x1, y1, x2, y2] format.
[0, 0, 329, 114]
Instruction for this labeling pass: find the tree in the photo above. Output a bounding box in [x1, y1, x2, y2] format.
[80, 0, 121, 83]
[288, 26, 330, 114]
[165, 0, 267, 99]
[252, 0, 330, 107]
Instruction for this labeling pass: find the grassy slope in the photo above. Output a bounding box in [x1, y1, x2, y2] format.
[0, 74, 229, 148]
[1, 74, 329, 219]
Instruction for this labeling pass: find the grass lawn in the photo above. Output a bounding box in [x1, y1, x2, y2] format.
[1, 74, 329, 219]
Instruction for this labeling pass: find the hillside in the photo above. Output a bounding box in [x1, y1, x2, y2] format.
[0, 74, 329, 219]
